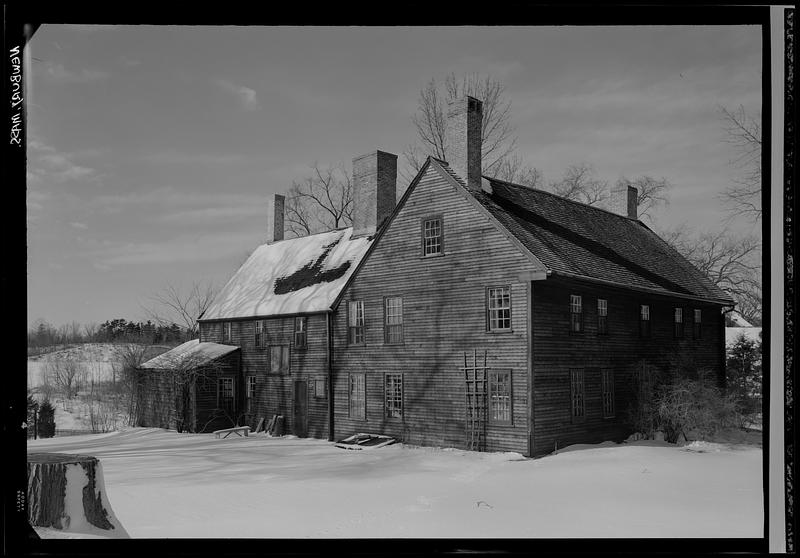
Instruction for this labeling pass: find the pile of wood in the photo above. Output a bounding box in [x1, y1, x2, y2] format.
[257, 415, 284, 437]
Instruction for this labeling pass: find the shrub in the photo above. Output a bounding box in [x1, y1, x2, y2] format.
[38, 399, 56, 438]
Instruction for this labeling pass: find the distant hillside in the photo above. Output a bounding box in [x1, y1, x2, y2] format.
[28, 343, 174, 363]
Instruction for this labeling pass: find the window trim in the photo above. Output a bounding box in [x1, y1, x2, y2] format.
[569, 294, 584, 334]
[347, 300, 366, 346]
[245, 375, 257, 413]
[674, 307, 684, 338]
[693, 308, 702, 339]
[348, 373, 366, 420]
[294, 316, 308, 350]
[254, 319, 267, 349]
[601, 368, 615, 419]
[420, 214, 445, 257]
[313, 378, 326, 399]
[597, 298, 608, 335]
[217, 376, 235, 410]
[222, 321, 232, 343]
[486, 286, 513, 333]
[569, 368, 586, 423]
[639, 304, 651, 338]
[383, 296, 404, 345]
[384, 373, 403, 420]
[488, 369, 513, 426]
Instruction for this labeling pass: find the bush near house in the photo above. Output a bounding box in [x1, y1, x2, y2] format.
[38, 400, 56, 438]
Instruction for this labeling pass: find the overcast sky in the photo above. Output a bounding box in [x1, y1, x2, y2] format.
[26, 25, 762, 329]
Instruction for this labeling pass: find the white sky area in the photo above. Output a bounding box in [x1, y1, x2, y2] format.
[26, 25, 763, 327]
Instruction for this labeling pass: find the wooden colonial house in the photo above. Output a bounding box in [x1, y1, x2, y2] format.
[139, 96, 734, 456]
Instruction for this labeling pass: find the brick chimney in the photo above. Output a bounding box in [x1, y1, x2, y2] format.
[611, 183, 638, 219]
[266, 193, 285, 243]
[446, 96, 483, 190]
[352, 150, 397, 238]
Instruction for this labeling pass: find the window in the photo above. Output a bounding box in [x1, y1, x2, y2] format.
[254, 320, 267, 348]
[223, 321, 232, 342]
[639, 305, 651, 337]
[597, 298, 608, 335]
[294, 317, 307, 349]
[570, 369, 585, 421]
[270, 345, 290, 374]
[349, 373, 366, 420]
[384, 297, 404, 344]
[489, 370, 513, 424]
[385, 373, 403, 419]
[422, 216, 443, 256]
[601, 369, 615, 418]
[348, 301, 365, 345]
[487, 287, 512, 332]
[570, 295, 583, 333]
[217, 377, 235, 414]
[674, 307, 684, 338]
[314, 378, 326, 399]
[693, 309, 702, 339]
[245, 375, 256, 413]
[635, 361, 655, 399]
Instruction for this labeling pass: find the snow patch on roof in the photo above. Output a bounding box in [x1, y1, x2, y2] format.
[139, 339, 238, 370]
[201, 228, 372, 320]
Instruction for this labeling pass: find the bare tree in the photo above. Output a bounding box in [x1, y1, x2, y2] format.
[549, 163, 608, 206]
[144, 281, 217, 338]
[718, 105, 761, 222]
[44, 358, 85, 400]
[616, 175, 672, 222]
[284, 162, 353, 237]
[493, 154, 545, 188]
[83, 322, 99, 342]
[662, 226, 762, 325]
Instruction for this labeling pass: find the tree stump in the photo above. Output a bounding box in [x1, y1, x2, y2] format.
[27, 453, 129, 537]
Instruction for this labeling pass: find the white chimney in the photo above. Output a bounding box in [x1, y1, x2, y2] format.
[352, 150, 397, 238]
[611, 183, 638, 220]
[445, 96, 483, 190]
[266, 193, 285, 243]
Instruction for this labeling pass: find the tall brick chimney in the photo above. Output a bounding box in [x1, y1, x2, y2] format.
[266, 193, 285, 243]
[352, 150, 397, 238]
[446, 96, 483, 190]
[611, 183, 638, 219]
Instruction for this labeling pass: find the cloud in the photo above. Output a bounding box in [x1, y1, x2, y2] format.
[144, 150, 244, 166]
[119, 56, 141, 67]
[69, 222, 89, 230]
[216, 79, 260, 111]
[28, 137, 100, 183]
[43, 62, 109, 83]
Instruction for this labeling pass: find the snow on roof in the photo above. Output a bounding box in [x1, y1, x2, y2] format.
[139, 339, 239, 370]
[726, 327, 762, 347]
[200, 227, 372, 321]
[729, 312, 754, 327]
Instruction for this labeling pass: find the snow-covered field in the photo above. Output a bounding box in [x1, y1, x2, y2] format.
[27, 428, 763, 539]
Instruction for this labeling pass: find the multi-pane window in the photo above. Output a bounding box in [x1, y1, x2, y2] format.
[254, 320, 267, 348]
[570, 295, 583, 333]
[223, 321, 232, 342]
[597, 298, 608, 335]
[217, 377, 235, 414]
[384, 297, 404, 344]
[348, 300, 365, 345]
[639, 305, 651, 337]
[601, 369, 615, 418]
[385, 374, 403, 419]
[693, 309, 702, 339]
[314, 378, 326, 399]
[349, 374, 366, 420]
[245, 375, 256, 413]
[570, 369, 585, 421]
[674, 307, 684, 338]
[489, 370, 512, 424]
[487, 287, 512, 332]
[270, 345, 290, 374]
[294, 316, 307, 349]
[422, 217, 443, 256]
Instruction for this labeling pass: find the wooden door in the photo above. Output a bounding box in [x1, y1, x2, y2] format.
[293, 380, 308, 437]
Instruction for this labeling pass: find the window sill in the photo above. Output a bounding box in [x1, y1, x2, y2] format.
[419, 253, 446, 260]
[486, 329, 514, 334]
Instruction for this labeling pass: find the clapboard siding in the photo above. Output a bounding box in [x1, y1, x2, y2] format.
[531, 279, 725, 456]
[332, 165, 535, 453]
[199, 315, 329, 436]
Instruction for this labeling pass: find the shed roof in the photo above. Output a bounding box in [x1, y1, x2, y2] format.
[139, 339, 239, 370]
[200, 227, 372, 321]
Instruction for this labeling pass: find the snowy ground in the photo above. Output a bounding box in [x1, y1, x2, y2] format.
[27, 428, 763, 539]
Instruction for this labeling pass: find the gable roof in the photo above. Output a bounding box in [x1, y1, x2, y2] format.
[200, 228, 372, 321]
[139, 339, 239, 370]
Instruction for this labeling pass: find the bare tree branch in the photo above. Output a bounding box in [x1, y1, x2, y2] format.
[144, 281, 217, 337]
[284, 162, 353, 237]
[616, 175, 672, 222]
[549, 163, 608, 206]
[718, 105, 762, 222]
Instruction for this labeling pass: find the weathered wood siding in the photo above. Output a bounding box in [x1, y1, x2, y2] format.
[530, 278, 725, 456]
[199, 315, 329, 437]
[332, 165, 536, 453]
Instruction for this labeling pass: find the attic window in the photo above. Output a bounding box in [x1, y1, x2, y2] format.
[422, 216, 443, 256]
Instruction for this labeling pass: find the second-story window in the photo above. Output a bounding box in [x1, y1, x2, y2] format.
[254, 319, 267, 348]
[294, 316, 307, 349]
[422, 216, 443, 256]
[639, 305, 651, 337]
[348, 300, 365, 345]
[223, 321, 232, 343]
[597, 298, 608, 335]
[674, 307, 684, 338]
[384, 297, 404, 344]
[570, 295, 583, 333]
[487, 287, 512, 332]
[693, 308, 702, 339]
